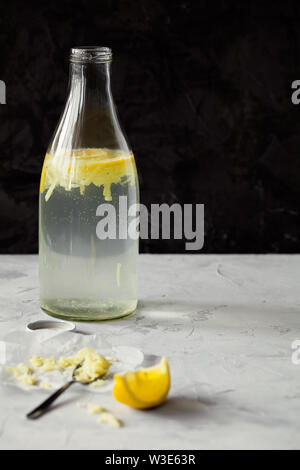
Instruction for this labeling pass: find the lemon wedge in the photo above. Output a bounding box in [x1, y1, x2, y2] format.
[113, 357, 170, 409]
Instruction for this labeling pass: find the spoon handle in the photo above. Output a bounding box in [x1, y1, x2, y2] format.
[27, 381, 75, 420]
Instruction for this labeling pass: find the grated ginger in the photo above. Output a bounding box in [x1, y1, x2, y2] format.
[64, 347, 111, 383]
[90, 379, 106, 388]
[22, 375, 37, 386]
[6, 347, 112, 387]
[97, 412, 122, 427]
[76, 402, 87, 409]
[29, 355, 60, 372]
[88, 404, 106, 414]
[39, 382, 52, 390]
[6, 363, 36, 386]
[6, 363, 34, 378]
[77, 402, 122, 427]
[29, 355, 44, 368]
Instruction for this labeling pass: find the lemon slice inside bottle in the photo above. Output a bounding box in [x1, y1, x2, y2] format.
[113, 357, 170, 409]
[40, 148, 137, 202]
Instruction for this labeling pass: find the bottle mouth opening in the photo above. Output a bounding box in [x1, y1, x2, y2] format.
[70, 47, 112, 63]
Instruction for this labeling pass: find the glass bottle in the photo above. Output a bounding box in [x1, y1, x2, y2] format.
[39, 47, 139, 321]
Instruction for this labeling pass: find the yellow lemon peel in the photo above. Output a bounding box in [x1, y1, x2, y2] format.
[40, 148, 137, 202]
[116, 263, 122, 288]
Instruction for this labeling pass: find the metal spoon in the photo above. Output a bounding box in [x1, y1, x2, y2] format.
[27, 362, 102, 420]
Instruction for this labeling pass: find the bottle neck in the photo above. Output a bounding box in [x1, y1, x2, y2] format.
[49, 55, 129, 153]
[68, 61, 113, 110]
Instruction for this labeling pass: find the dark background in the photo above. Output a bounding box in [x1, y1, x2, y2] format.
[0, 0, 299, 254]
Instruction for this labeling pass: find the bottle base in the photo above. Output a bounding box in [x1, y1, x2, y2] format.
[40, 298, 138, 322]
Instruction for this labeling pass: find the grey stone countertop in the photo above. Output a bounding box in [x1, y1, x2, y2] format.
[0, 254, 299, 450]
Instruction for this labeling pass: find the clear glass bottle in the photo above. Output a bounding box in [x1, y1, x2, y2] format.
[39, 47, 139, 321]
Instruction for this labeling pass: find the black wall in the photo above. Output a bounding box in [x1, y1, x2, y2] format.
[0, 0, 299, 253]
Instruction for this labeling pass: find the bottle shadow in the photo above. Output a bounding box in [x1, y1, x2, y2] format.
[134, 298, 293, 327]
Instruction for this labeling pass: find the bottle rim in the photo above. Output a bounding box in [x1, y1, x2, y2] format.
[70, 47, 112, 63]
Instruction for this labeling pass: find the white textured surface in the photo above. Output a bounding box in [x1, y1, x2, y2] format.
[0, 254, 299, 450]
